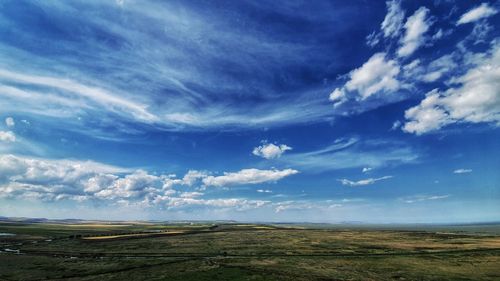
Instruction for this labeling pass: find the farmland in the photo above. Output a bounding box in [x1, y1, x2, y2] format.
[1, 220, 500, 280]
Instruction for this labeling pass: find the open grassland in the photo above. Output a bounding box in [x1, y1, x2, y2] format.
[1, 222, 499, 280]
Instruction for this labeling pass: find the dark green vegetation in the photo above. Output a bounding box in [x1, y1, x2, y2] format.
[1, 221, 500, 281]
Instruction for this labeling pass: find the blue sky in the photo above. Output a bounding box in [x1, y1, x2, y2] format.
[0, 0, 499, 223]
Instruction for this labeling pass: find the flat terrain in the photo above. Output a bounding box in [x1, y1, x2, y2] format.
[1, 221, 500, 280]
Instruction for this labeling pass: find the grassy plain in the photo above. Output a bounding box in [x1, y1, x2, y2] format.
[1, 221, 499, 280]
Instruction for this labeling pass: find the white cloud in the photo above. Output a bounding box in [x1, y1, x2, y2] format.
[181, 170, 208, 186]
[366, 31, 380, 47]
[381, 0, 405, 38]
[453, 169, 472, 174]
[397, 7, 432, 57]
[0, 155, 126, 182]
[252, 142, 292, 159]
[166, 197, 269, 210]
[390, 120, 402, 130]
[402, 194, 450, 203]
[273, 200, 345, 213]
[274, 201, 314, 213]
[402, 59, 422, 78]
[5, 117, 14, 128]
[280, 138, 418, 172]
[0, 131, 16, 142]
[403, 43, 500, 134]
[256, 189, 272, 193]
[179, 191, 204, 198]
[420, 54, 457, 82]
[432, 29, 444, 40]
[330, 53, 400, 105]
[469, 21, 494, 45]
[202, 168, 298, 187]
[94, 170, 169, 200]
[84, 174, 118, 193]
[0, 154, 295, 207]
[457, 3, 498, 25]
[402, 90, 451, 134]
[0, 154, 130, 201]
[362, 167, 372, 173]
[0, 69, 156, 122]
[338, 176, 393, 187]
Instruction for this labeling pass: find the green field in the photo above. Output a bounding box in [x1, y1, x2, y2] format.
[1, 221, 500, 280]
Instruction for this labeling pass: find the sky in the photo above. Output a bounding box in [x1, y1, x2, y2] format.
[0, 0, 499, 223]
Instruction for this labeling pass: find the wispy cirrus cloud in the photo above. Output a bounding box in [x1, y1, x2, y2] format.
[0, 0, 367, 135]
[397, 7, 432, 57]
[338, 176, 393, 187]
[381, 0, 405, 39]
[453, 169, 472, 174]
[273, 199, 345, 213]
[401, 194, 450, 204]
[0, 69, 156, 122]
[278, 138, 418, 172]
[457, 3, 498, 25]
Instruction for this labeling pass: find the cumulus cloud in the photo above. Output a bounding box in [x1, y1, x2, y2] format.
[5, 117, 14, 127]
[179, 191, 204, 198]
[0, 154, 297, 212]
[403, 43, 500, 134]
[403, 90, 451, 134]
[181, 170, 208, 186]
[93, 170, 171, 200]
[329, 53, 400, 106]
[252, 142, 292, 159]
[0, 154, 296, 207]
[202, 168, 298, 187]
[0, 154, 129, 201]
[397, 7, 432, 57]
[457, 3, 498, 25]
[453, 169, 472, 174]
[0, 131, 16, 142]
[381, 0, 405, 38]
[338, 175, 393, 187]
